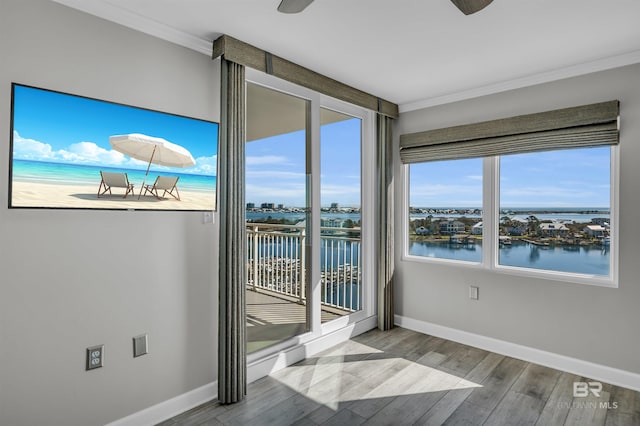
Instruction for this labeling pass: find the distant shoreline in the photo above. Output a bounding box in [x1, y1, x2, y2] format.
[409, 207, 609, 215]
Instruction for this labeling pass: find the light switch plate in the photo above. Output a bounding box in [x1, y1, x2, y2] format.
[469, 286, 479, 300]
[133, 333, 148, 358]
[203, 211, 213, 224]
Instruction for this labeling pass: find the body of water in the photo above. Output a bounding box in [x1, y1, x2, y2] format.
[410, 211, 609, 223]
[408, 240, 610, 276]
[249, 209, 609, 224]
[247, 211, 362, 223]
[249, 209, 611, 277]
[12, 159, 216, 193]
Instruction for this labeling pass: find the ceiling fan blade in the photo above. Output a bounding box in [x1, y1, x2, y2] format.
[277, 0, 314, 14]
[450, 0, 494, 15]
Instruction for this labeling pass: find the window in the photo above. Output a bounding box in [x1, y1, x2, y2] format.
[498, 147, 612, 277]
[408, 158, 483, 263]
[405, 146, 617, 285]
[401, 101, 619, 285]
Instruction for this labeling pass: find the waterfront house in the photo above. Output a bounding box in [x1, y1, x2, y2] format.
[505, 225, 527, 236]
[592, 217, 610, 226]
[437, 219, 466, 235]
[585, 224, 607, 237]
[538, 222, 570, 237]
[472, 221, 483, 235]
[321, 217, 343, 228]
[3, 2, 640, 425]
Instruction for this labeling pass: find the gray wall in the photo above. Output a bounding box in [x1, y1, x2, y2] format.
[0, 1, 220, 425]
[395, 63, 640, 375]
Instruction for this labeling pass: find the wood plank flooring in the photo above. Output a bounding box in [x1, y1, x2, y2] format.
[160, 327, 640, 426]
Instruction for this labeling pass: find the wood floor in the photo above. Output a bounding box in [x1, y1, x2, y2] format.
[160, 327, 640, 426]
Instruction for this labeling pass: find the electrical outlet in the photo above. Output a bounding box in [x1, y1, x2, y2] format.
[133, 333, 148, 358]
[469, 286, 479, 300]
[86, 345, 104, 370]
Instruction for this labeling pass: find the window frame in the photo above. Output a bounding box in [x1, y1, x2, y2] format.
[403, 146, 619, 288]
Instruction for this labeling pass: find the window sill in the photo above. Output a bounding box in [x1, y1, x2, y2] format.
[401, 253, 617, 288]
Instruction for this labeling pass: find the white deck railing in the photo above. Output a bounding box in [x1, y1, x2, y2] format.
[247, 223, 362, 312]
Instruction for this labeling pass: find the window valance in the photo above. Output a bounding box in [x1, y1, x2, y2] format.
[399, 100, 619, 164]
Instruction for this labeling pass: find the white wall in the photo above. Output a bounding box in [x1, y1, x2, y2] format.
[395, 64, 640, 375]
[0, 1, 220, 425]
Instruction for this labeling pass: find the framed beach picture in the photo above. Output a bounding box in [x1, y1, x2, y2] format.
[9, 83, 218, 211]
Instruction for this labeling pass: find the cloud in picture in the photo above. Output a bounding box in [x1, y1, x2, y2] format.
[13, 130, 216, 175]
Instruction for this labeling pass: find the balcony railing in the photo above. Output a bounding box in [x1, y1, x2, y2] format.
[247, 223, 362, 313]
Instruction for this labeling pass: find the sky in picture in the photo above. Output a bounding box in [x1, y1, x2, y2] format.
[12, 85, 218, 175]
[409, 147, 611, 208]
[246, 117, 362, 208]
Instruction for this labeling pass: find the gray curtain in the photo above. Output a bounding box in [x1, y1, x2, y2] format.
[218, 58, 246, 404]
[377, 114, 394, 331]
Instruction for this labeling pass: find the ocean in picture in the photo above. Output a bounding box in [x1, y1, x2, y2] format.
[12, 160, 216, 193]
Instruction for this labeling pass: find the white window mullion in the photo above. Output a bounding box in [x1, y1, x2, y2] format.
[308, 94, 322, 335]
[483, 156, 499, 269]
[610, 145, 620, 284]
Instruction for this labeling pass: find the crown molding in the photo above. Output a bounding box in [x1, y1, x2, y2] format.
[50, 0, 640, 113]
[51, 0, 213, 56]
[400, 49, 640, 113]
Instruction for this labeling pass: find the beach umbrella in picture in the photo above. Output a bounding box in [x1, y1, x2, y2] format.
[109, 133, 196, 198]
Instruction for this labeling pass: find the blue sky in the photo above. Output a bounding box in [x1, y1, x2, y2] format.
[246, 117, 361, 207]
[12, 84, 218, 175]
[410, 147, 611, 208]
[248, 117, 611, 209]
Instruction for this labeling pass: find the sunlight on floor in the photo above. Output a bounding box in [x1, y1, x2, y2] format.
[271, 340, 482, 410]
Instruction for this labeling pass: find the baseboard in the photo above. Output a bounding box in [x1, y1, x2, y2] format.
[247, 315, 378, 383]
[105, 381, 217, 426]
[107, 315, 377, 425]
[395, 315, 640, 392]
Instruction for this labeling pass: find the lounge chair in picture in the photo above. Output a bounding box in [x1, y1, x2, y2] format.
[143, 175, 181, 200]
[97, 171, 135, 198]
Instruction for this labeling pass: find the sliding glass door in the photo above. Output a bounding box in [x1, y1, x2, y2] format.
[245, 71, 374, 355]
[245, 82, 310, 353]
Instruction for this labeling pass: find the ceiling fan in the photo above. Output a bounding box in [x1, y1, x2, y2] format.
[278, 0, 494, 15]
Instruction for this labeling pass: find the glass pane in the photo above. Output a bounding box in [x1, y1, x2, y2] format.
[320, 108, 362, 321]
[408, 158, 483, 262]
[245, 83, 310, 353]
[498, 147, 611, 276]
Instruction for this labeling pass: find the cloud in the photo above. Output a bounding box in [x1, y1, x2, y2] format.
[12, 131, 55, 160]
[320, 183, 360, 196]
[246, 155, 290, 166]
[189, 155, 217, 175]
[59, 141, 126, 165]
[12, 131, 218, 176]
[466, 175, 483, 181]
[247, 170, 305, 179]
[500, 186, 603, 201]
[13, 130, 126, 166]
[246, 182, 306, 205]
[411, 183, 482, 198]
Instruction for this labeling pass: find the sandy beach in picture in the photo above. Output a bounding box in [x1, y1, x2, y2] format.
[10, 84, 219, 211]
[12, 181, 215, 210]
